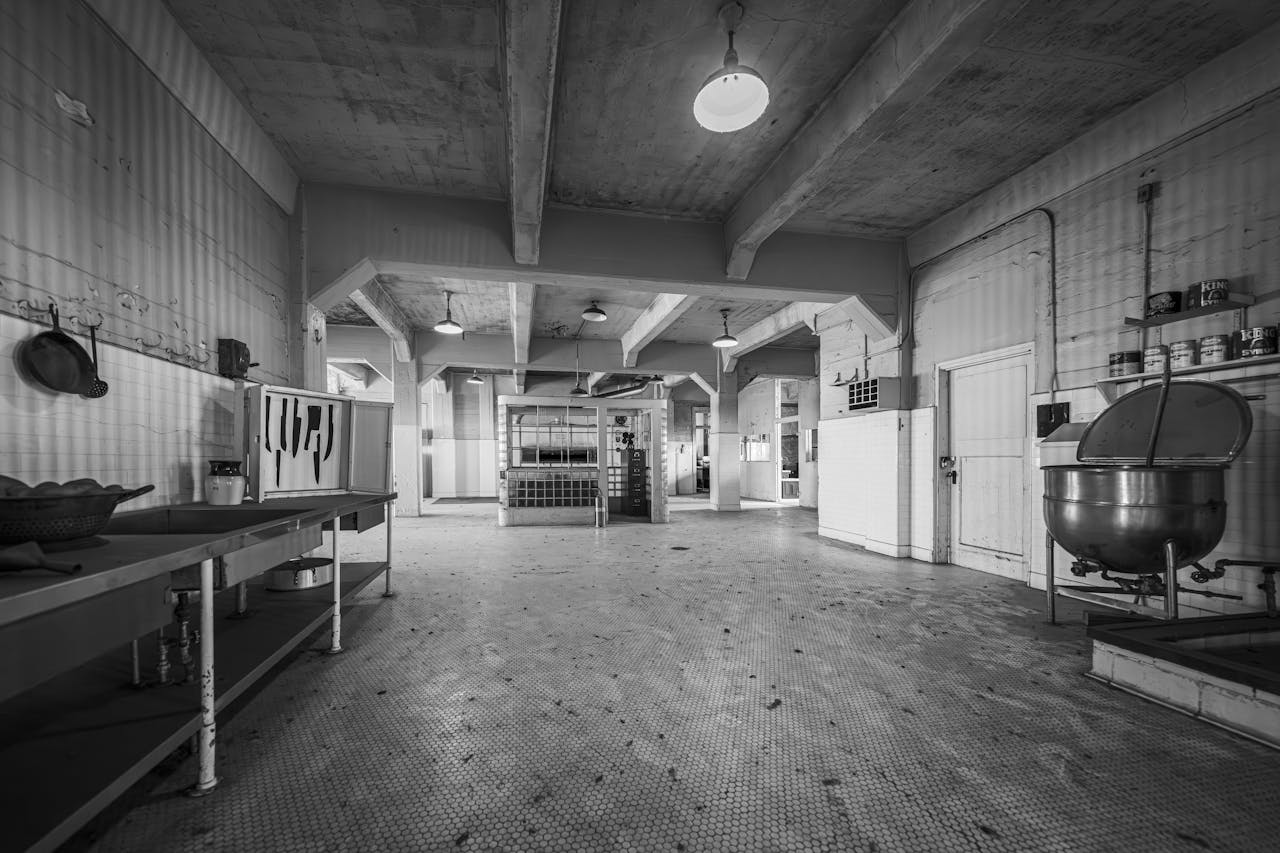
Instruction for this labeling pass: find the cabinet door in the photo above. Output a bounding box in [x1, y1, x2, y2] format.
[349, 401, 393, 492]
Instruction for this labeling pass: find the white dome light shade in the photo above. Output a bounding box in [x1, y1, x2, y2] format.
[569, 384, 589, 397]
[582, 301, 607, 322]
[466, 370, 484, 385]
[694, 65, 769, 132]
[712, 332, 739, 348]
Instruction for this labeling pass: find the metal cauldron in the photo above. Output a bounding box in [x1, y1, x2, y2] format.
[1043, 465, 1226, 574]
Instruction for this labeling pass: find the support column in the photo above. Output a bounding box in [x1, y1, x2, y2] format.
[393, 360, 423, 516]
[709, 366, 741, 511]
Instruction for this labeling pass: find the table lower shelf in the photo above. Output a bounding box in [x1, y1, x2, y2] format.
[0, 560, 388, 853]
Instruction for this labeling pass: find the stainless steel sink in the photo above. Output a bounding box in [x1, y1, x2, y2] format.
[101, 506, 307, 535]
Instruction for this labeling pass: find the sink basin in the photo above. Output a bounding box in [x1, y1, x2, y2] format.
[102, 507, 308, 536]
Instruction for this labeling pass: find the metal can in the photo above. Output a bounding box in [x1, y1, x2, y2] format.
[1199, 279, 1230, 306]
[1143, 345, 1168, 373]
[1145, 291, 1181, 317]
[1108, 351, 1141, 377]
[1239, 326, 1278, 358]
[1169, 339, 1199, 369]
[1200, 334, 1231, 364]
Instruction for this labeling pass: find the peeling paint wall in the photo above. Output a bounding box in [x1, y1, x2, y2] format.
[0, 0, 294, 502]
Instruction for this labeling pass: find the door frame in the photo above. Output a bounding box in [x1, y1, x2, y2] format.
[935, 342, 1034, 580]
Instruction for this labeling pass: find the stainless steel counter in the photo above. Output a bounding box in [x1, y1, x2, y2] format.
[0, 492, 395, 627]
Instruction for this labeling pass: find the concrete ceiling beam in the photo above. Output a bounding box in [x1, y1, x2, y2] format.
[306, 187, 904, 304]
[311, 257, 379, 313]
[621, 294, 700, 367]
[349, 279, 415, 362]
[722, 0, 1017, 280]
[586, 372, 607, 393]
[721, 302, 826, 372]
[501, 0, 564, 264]
[413, 332, 719, 377]
[510, 281, 535, 362]
[814, 293, 897, 341]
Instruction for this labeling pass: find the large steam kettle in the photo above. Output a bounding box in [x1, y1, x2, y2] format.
[1043, 377, 1252, 621]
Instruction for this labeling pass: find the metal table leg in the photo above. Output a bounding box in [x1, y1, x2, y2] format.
[227, 580, 250, 619]
[328, 524, 343, 654]
[190, 558, 218, 795]
[382, 507, 395, 598]
[1164, 539, 1180, 620]
[1046, 532, 1056, 625]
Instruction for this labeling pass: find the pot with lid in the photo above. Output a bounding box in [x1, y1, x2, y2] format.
[1043, 377, 1252, 619]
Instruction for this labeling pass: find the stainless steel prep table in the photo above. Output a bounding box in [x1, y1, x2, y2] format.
[0, 491, 396, 853]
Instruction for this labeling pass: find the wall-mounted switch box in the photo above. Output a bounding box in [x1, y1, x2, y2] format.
[1036, 402, 1070, 438]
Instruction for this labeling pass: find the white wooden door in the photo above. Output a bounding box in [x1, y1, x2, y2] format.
[948, 353, 1029, 580]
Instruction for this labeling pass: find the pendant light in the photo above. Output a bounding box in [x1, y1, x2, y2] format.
[433, 290, 463, 335]
[466, 369, 484, 385]
[581, 301, 607, 322]
[569, 341, 589, 396]
[712, 308, 738, 348]
[693, 2, 769, 133]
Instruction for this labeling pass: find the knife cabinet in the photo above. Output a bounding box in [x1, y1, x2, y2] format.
[241, 385, 392, 501]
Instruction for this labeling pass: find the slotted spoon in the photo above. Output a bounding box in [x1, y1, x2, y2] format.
[83, 324, 109, 398]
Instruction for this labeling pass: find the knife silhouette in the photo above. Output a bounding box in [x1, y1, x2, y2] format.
[291, 397, 302, 458]
[323, 404, 334, 461]
[313, 444, 321, 482]
[265, 396, 272, 451]
[304, 405, 321, 450]
[279, 394, 288, 452]
[275, 449, 282, 487]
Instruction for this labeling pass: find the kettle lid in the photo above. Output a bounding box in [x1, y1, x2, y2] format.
[1077, 379, 1253, 465]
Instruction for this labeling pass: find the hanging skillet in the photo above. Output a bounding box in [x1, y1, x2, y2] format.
[17, 303, 95, 394]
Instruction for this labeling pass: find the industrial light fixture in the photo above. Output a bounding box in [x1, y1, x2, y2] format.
[581, 301, 607, 322]
[466, 369, 484, 385]
[712, 308, 739, 348]
[569, 341, 589, 397]
[433, 290, 463, 335]
[693, 2, 769, 133]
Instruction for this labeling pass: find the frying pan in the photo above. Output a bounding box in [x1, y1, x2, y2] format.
[18, 304, 95, 394]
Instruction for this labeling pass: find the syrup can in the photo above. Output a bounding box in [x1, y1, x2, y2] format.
[1142, 345, 1168, 373]
[1239, 326, 1278, 358]
[1108, 351, 1141, 377]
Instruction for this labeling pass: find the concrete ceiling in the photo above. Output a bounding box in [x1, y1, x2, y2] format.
[166, 0, 1280, 366]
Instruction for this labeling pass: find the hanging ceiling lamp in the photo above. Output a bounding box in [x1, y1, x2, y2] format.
[693, 2, 769, 133]
[569, 341, 589, 396]
[433, 290, 464, 335]
[712, 308, 739, 348]
[466, 368, 484, 385]
[581, 301, 608, 322]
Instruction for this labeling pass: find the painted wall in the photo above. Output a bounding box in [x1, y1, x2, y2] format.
[426, 376, 498, 498]
[0, 0, 293, 507]
[738, 379, 777, 501]
[798, 378, 818, 508]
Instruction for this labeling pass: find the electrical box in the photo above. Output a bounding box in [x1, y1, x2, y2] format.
[847, 377, 902, 412]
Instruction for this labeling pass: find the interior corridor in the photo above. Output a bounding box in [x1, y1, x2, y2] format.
[82, 501, 1280, 852]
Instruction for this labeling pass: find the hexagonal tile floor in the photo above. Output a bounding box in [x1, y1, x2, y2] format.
[79, 500, 1279, 852]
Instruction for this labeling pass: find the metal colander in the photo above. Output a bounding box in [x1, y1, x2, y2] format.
[0, 485, 154, 545]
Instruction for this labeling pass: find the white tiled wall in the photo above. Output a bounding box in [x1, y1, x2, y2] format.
[818, 410, 910, 557]
[1, 313, 237, 508]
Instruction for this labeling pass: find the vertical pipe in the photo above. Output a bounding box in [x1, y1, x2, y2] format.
[193, 558, 218, 794]
[234, 581, 249, 616]
[1045, 532, 1056, 625]
[1164, 540, 1180, 621]
[130, 639, 141, 687]
[328, 523, 343, 654]
[382, 507, 394, 597]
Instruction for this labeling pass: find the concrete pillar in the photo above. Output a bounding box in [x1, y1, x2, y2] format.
[392, 360, 422, 516]
[709, 367, 741, 511]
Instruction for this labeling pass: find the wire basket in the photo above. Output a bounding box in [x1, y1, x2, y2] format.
[0, 485, 154, 544]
